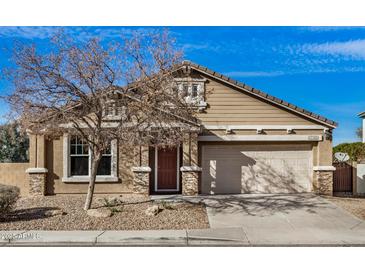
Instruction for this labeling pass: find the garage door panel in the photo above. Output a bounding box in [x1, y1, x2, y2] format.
[201, 144, 313, 194]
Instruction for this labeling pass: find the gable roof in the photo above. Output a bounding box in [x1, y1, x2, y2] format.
[180, 60, 338, 129]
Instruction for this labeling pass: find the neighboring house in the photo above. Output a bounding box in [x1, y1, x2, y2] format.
[359, 111, 365, 143]
[5, 61, 338, 196]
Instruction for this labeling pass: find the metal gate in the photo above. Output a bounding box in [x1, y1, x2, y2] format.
[333, 162, 353, 193]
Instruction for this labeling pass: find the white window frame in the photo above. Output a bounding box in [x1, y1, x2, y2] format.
[69, 136, 89, 176]
[62, 134, 118, 183]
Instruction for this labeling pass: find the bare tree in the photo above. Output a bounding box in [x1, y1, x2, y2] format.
[3, 30, 199, 210]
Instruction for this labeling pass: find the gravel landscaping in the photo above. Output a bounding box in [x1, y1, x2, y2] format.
[0, 195, 209, 230]
[325, 196, 365, 220]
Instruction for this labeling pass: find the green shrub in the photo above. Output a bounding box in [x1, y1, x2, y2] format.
[0, 184, 20, 215]
[333, 142, 365, 161]
[109, 207, 123, 214]
[0, 122, 29, 163]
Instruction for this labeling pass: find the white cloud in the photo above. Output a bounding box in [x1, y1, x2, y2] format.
[0, 26, 154, 41]
[300, 26, 365, 32]
[224, 66, 365, 78]
[300, 39, 365, 60]
[182, 42, 222, 53]
[224, 71, 285, 77]
[0, 26, 58, 39]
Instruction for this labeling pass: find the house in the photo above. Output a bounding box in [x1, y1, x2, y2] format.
[5, 61, 337, 197]
[359, 111, 365, 143]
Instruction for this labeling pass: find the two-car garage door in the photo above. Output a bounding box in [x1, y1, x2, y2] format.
[201, 144, 313, 194]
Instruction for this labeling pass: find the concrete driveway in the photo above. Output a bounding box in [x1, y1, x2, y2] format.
[181, 193, 365, 246]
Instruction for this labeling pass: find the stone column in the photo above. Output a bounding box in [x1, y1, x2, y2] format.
[26, 134, 48, 196]
[313, 169, 334, 195]
[132, 167, 151, 195]
[181, 132, 201, 196]
[313, 138, 335, 196]
[26, 168, 48, 196]
[181, 166, 201, 195]
[132, 146, 150, 195]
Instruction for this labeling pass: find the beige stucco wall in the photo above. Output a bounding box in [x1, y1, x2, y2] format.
[0, 163, 29, 196]
[197, 76, 324, 126]
[316, 138, 333, 166]
[45, 136, 134, 194]
[28, 134, 46, 169]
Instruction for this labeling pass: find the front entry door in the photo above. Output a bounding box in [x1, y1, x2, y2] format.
[156, 147, 179, 191]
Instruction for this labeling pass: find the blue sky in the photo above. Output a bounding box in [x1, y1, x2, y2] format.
[0, 26, 364, 145]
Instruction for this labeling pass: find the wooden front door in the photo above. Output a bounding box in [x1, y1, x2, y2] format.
[156, 147, 178, 191]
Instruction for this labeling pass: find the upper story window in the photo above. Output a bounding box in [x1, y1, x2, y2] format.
[69, 136, 112, 176]
[103, 100, 123, 118]
[192, 84, 198, 97]
[175, 78, 207, 111]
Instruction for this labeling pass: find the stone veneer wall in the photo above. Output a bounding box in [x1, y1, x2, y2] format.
[181, 171, 199, 196]
[133, 171, 150, 195]
[28, 173, 47, 196]
[314, 171, 333, 195]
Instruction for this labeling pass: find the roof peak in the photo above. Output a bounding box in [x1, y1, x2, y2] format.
[182, 60, 192, 65]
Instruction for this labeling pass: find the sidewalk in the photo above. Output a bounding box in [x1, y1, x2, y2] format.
[1, 228, 248, 246]
[2, 226, 365, 246]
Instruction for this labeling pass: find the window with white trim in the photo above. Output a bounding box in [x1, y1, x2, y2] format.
[70, 136, 89, 176]
[69, 136, 112, 176]
[175, 78, 207, 111]
[97, 144, 112, 176]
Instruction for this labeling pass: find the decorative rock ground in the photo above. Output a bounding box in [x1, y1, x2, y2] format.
[0, 195, 209, 230]
[145, 205, 160, 216]
[87, 208, 112, 218]
[44, 209, 66, 217]
[96, 196, 123, 207]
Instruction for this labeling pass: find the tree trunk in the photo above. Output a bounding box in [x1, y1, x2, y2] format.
[84, 150, 102, 210]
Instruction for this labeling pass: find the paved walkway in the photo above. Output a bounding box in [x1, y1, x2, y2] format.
[2, 194, 365, 246]
[0, 228, 249, 246]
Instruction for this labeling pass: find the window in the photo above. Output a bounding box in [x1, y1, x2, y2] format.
[192, 84, 198, 97]
[175, 79, 207, 111]
[70, 136, 89, 176]
[69, 136, 112, 176]
[97, 145, 112, 176]
[182, 84, 189, 97]
[182, 84, 188, 92]
[104, 101, 120, 117]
